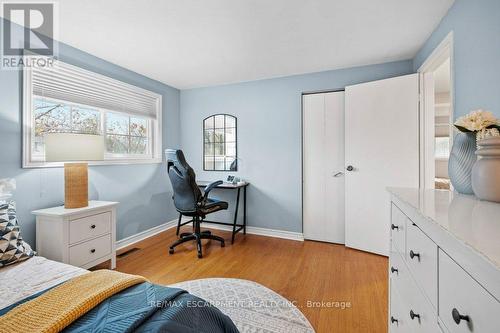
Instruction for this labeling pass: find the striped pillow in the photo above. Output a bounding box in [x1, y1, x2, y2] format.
[0, 201, 35, 267]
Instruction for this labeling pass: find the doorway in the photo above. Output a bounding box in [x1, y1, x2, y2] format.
[418, 32, 454, 190]
[433, 58, 452, 189]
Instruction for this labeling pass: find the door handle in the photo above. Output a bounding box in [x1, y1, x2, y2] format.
[333, 172, 344, 177]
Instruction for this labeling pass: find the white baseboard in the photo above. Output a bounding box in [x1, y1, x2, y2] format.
[199, 221, 304, 242]
[116, 218, 178, 250]
[116, 218, 304, 250]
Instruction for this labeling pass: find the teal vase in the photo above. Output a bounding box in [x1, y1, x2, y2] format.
[448, 132, 477, 194]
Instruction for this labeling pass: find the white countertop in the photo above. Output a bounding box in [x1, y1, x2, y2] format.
[32, 200, 118, 217]
[388, 188, 500, 271]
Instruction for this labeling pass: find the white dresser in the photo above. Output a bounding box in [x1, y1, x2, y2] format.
[388, 188, 500, 333]
[33, 201, 118, 269]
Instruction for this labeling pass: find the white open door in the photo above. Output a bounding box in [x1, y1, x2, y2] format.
[420, 72, 436, 189]
[303, 91, 345, 244]
[345, 74, 419, 256]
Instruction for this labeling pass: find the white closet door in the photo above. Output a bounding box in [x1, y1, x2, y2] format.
[303, 91, 345, 244]
[345, 74, 419, 256]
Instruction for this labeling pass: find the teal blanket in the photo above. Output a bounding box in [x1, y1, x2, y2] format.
[1, 282, 239, 333]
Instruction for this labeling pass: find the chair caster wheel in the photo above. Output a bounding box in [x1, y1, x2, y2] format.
[197, 253, 203, 259]
[169, 248, 174, 254]
[221, 242, 225, 248]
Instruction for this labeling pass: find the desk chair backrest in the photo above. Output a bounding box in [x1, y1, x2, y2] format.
[166, 149, 202, 213]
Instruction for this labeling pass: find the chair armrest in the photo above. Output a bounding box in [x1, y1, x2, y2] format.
[203, 180, 223, 199]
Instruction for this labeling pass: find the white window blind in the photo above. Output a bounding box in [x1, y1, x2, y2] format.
[23, 60, 163, 168]
[31, 61, 160, 119]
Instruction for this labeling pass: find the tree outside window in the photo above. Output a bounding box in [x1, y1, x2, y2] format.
[33, 97, 149, 160]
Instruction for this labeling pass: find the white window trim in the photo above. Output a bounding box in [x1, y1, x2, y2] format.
[23, 66, 163, 168]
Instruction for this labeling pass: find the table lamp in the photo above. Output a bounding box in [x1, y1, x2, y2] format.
[44, 133, 104, 208]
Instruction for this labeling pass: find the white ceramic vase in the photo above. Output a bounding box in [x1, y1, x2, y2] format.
[471, 137, 500, 202]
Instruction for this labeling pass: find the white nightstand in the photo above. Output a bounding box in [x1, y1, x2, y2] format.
[33, 201, 118, 269]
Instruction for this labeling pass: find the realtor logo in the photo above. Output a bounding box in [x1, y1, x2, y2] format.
[1, 1, 58, 69]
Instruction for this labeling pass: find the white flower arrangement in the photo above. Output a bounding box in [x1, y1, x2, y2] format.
[454, 109, 500, 136]
[477, 128, 500, 141]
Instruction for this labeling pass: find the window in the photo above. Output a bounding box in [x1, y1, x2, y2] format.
[435, 137, 450, 159]
[105, 112, 149, 155]
[33, 98, 101, 159]
[203, 114, 237, 171]
[23, 60, 162, 167]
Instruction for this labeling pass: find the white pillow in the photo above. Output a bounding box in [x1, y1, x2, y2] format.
[0, 178, 16, 201]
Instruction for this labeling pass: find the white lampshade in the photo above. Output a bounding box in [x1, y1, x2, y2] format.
[44, 133, 104, 162]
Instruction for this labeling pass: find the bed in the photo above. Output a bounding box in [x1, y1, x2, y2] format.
[0, 256, 314, 332]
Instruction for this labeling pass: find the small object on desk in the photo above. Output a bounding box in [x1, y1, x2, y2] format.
[32, 201, 118, 269]
[226, 175, 240, 184]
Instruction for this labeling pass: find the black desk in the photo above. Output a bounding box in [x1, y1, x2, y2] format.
[177, 181, 249, 244]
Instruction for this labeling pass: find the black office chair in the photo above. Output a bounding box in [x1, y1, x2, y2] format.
[166, 149, 227, 258]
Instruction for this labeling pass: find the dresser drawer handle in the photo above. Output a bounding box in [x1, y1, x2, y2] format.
[90, 248, 96, 253]
[390, 316, 398, 324]
[452, 308, 470, 325]
[409, 310, 420, 320]
[391, 224, 399, 230]
[390, 266, 398, 274]
[409, 250, 420, 260]
[90, 224, 96, 229]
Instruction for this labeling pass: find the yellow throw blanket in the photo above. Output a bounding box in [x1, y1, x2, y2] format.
[0, 270, 147, 333]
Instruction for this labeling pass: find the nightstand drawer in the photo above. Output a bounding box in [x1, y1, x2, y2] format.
[69, 234, 111, 267]
[439, 250, 500, 333]
[406, 221, 438, 308]
[69, 212, 111, 244]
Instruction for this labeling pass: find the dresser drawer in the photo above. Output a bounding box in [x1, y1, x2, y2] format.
[389, 250, 408, 293]
[390, 255, 439, 332]
[391, 203, 407, 256]
[69, 212, 111, 244]
[406, 269, 440, 332]
[406, 221, 438, 308]
[439, 250, 500, 333]
[390, 284, 411, 333]
[69, 234, 111, 267]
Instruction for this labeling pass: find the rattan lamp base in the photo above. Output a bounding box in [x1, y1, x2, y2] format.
[64, 163, 89, 208]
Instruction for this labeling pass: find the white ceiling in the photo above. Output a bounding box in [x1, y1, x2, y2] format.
[53, 0, 454, 89]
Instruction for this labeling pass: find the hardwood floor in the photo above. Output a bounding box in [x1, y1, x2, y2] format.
[107, 226, 388, 332]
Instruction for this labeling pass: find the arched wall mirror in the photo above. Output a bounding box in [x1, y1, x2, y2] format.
[203, 114, 237, 171]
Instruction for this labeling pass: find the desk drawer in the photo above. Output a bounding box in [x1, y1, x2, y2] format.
[69, 212, 111, 244]
[406, 221, 438, 308]
[439, 250, 500, 333]
[391, 203, 407, 256]
[69, 234, 111, 267]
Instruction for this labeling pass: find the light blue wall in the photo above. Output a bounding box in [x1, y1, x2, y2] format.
[180, 61, 413, 233]
[0, 19, 181, 247]
[413, 0, 500, 119]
